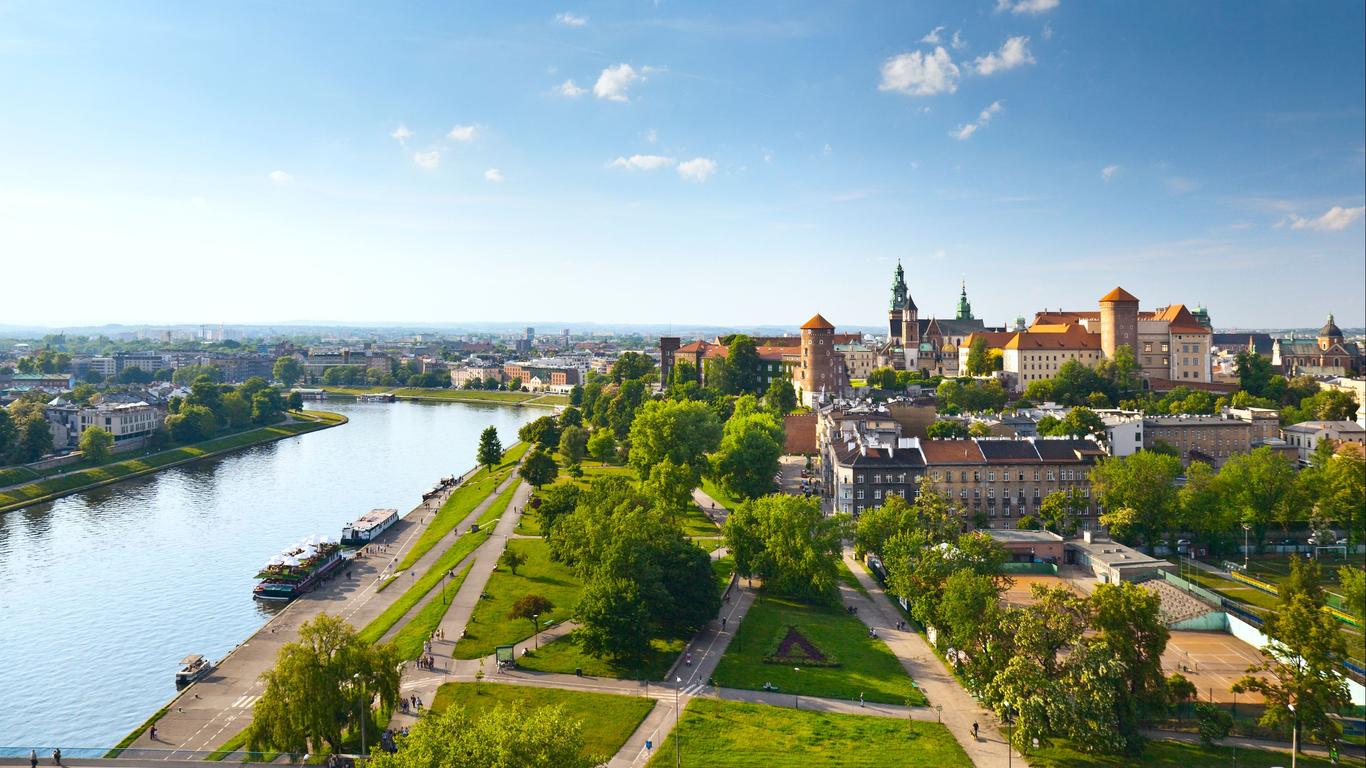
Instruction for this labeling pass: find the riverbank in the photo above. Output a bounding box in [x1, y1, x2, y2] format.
[0, 410, 347, 515]
[319, 386, 568, 408]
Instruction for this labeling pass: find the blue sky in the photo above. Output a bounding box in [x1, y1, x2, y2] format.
[1, 1, 1362, 330]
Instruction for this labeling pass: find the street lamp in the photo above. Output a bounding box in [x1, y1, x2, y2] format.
[1289, 702, 1297, 768]
[353, 673, 367, 758]
[1241, 522, 1251, 570]
[793, 667, 801, 710]
[533, 613, 540, 650]
[675, 676, 682, 768]
[1003, 703, 1013, 768]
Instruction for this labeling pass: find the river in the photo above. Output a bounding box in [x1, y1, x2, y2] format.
[0, 399, 539, 747]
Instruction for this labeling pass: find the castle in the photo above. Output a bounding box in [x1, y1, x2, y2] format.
[883, 260, 995, 376]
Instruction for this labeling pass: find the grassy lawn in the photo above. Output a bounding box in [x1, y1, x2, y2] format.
[359, 528, 491, 648]
[679, 504, 721, 538]
[714, 593, 925, 706]
[453, 538, 583, 659]
[390, 563, 474, 659]
[644, 698, 970, 767]
[397, 441, 528, 570]
[700, 477, 744, 512]
[0, 466, 41, 487]
[1183, 569, 1281, 612]
[836, 560, 873, 602]
[713, 555, 735, 597]
[0, 412, 343, 512]
[515, 507, 541, 536]
[1028, 739, 1337, 767]
[1227, 555, 1364, 614]
[518, 630, 686, 680]
[431, 683, 654, 762]
[477, 478, 521, 528]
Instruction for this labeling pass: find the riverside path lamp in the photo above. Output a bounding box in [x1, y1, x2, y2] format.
[1003, 702, 1013, 768]
[353, 673, 366, 757]
[793, 667, 801, 710]
[1289, 702, 1298, 768]
[533, 613, 540, 650]
[1242, 522, 1251, 570]
[675, 676, 683, 768]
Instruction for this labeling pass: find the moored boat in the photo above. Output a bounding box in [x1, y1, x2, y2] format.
[341, 508, 398, 546]
[253, 535, 344, 601]
[176, 654, 214, 687]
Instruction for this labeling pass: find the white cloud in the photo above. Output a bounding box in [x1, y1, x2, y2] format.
[556, 12, 587, 26]
[447, 124, 477, 142]
[676, 157, 717, 182]
[390, 124, 413, 143]
[1166, 176, 1198, 194]
[1101, 164, 1120, 181]
[557, 79, 587, 97]
[920, 26, 944, 44]
[951, 30, 966, 50]
[413, 150, 441, 170]
[268, 170, 293, 185]
[974, 36, 1034, 76]
[595, 63, 643, 101]
[1287, 205, 1365, 231]
[608, 154, 676, 171]
[483, 168, 505, 183]
[996, 0, 1060, 14]
[950, 100, 1003, 140]
[878, 47, 960, 96]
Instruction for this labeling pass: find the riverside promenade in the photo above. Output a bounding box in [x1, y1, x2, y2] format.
[114, 463, 519, 760]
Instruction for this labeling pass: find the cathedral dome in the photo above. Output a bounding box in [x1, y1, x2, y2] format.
[1319, 313, 1343, 340]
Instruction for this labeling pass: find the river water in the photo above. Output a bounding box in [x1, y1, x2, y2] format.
[0, 400, 537, 747]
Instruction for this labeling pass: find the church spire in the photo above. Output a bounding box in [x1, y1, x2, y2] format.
[955, 279, 974, 321]
[890, 260, 908, 311]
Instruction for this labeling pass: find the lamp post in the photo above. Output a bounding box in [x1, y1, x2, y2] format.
[533, 613, 540, 650]
[1003, 703, 1013, 768]
[675, 676, 682, 768]
[793, 667, 801, 710]
[1289, 702, 1297, 768]
[1242, 522, 1251, 570]
[353, 673, 366, 758]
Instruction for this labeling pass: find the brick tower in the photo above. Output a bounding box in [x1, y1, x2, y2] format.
[798, 313, 838, 406]
[1099, 286, 1140, 359]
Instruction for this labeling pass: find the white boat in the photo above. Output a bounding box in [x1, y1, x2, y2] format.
[341, 508, 399, 546]
[176, 654, 213, 687]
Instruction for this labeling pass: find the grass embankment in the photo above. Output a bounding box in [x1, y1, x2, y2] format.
[1213, 555, 1363, 614]
[391, 563, 475, 659]
[0, 411, 344, 513]
[679, 505, 721, 538]
[518, 631, 686, 679]
[477, 478, 521, 528]
[1028, 739, 1338, 767]
[397, 442, 528, 571]
[360, 530, 491, 647]
[104, 704, 170, 758]
[837, 560, 873, 602]
[0, 466, 41, 486]
[431, 683, 654, 762]
[713, 555, 735, 597]
[644, 698, 970, 768]
[715, 593, 926, 706]
[452, 538, 582, 659]
[700, 477, 744, 512]
[321, 386, 568, 407]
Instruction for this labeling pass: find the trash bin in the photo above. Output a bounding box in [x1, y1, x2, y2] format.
[575, 667, 583, 677]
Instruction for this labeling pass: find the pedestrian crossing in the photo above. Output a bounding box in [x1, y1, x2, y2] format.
[679, 681, 706, 696]
[230, 694, 261, 709]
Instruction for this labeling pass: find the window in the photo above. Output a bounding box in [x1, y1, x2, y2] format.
[873, 474, 881, 484]
[960, 489, 968, 499]
[973, 471, 981, 482]
[874, 490, 882, 500]
[856, 475, 864, 484]
[973, 489, 981, 498]
[1018, 471, 1025, 481]
[1143, 342, 1152, 352]
[961, 471, 968, 482]
[1034, 488, 1041, 499]
[898, 473, 907, 483]
[1033, 469, 1040, 481]
[988, 489, 995, 499]
[857, 489, 865, 499]
[1047, 470, 1055, 481]
[1161, 343, 1169, 353]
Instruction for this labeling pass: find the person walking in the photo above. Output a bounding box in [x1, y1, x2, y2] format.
[859, 692, 864, 707]
[29, 749, 37, 768]
[150, 723, 157, 741]
[52, 748, 61, 766]
[971, 722, 979, 740]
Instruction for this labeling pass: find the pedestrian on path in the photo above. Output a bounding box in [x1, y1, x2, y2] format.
[150, 724, 157, 741]
[972, 722, 979, 740]
[52, 749, 60, 766]
[859, 692, 864, 707]
[29, 749, 37, 768]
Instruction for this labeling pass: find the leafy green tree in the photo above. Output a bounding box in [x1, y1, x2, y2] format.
[78, 426, 114, 465]
[709, 411, 784, 500]
[367, 702, 596, 768]
[986, 655, 1067, 754]
[609, 351, 655, 384]
[764, 375, 797, 414]
[853, 479, 961, 558]
[559, 406, 583, 428]
[1058, 638, 1131, 754]
[1196, 702, 1233, 745]
[245, 613, 400, 756]
[927, 420, 969, 439]
[1338, 567, 1364, 618]
[627, 399, 721, 485]
[0, 408, 17, 463]
[568, 384, 584, 406]
[558, 425, 588, 467]
[574, 576, 651, 664]
[587, 429, 616, 464]
[719, 335, 765, 395]
[518, 416, 561, 451]
[1235, 351, 1275, 397]
[1047, 407, 1106, 442]
[1088, 581, 1170, 750]
[166, 404, 217, 443]
[520, 449, 559, 489]
[476, 426, 503, 472]
[1023, 378, 1055, 404]
[1093, 451, 1182, 549]
[272, 356, 302, 386]
[645, 458, 696, 521]
[1166, 672, 1198, 720]
[533, 483, 580, 537]
[724, 494, 845, 602]
[1038, 489, 1084, 536]
[939, 570, 1011, 692]
[500, 549, 528, 575]
[885, 530, 1006, 628]
[1233, 557, 1350, 752]
[508, 593, 551, 632]
[1012, 584, 1089, 677]
[1177, 460, 1232, 556]
[967, 421, 991, 437]
[219, 391, 252, 428]
[965, 336, 992, 376]
[1218, 447, 1299, 552]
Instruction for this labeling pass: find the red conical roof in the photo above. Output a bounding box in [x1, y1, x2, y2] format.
[1099, 286, 1140, 303]
[801, 313, 835, 330]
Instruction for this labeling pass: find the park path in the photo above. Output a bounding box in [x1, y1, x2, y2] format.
[840, 550, 1028, 768]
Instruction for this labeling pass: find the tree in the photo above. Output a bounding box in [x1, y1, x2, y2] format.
[1038, 489, 1084, 537]
[927, 420, 970, 439]
[1088, 581, 1170, 750]
[885, 530, 1006, 628]
[645, 458, 696, 521]
[508, 594, 552, 634]
[1219, 447, 1299, 552]
[533, 483, 580, 537]
[1300, 440, 1365, 546]
[965, 336, 992, 376]
[1093, 451, 1183, 549]
[939, 570, 1011, 692]
[559, 406, 583, 428]
[518, 416, 561, 451]
[575, 576, 652, 663]
[1233, 557, 1350, 752]
[709, 411, 784, 500]
[273, 356, 302, 387]
[1236, 351, 1275, 398]
[1196, 702, 1233, 745]
[764, 376, 797, 415]
[166, 403, 217, 443]
[627, 399, 722, 483]
[520, 449, 559, 489]
[1166, 672, 1198, 720]
[558, 425, 588, 467]
[78, 426, 114, 465]
[724, 494, 845, 602]
[476, 426, 503, 472]
[609, 351, 655, 384]
[500, 549, 528, 575]
[587, 430, 617, 464]
[1178, 460, 1232, 556]
[245, 613, 400, 756]
[1339, 568, 1364, 619]
[0, 409, 17, 464]
[1050, 407, 1106, 442]
[968, 421, 991, 437]
[367, 702, 596, 768]
[220, 391, 252, 429]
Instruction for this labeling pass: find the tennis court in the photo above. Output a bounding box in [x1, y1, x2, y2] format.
[1164, 630, 1270, 704]
[999, 573, 1084, 608]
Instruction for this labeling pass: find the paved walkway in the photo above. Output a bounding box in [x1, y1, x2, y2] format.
[1141, 727, 1362, 762]
[840, 551, 1027, 768]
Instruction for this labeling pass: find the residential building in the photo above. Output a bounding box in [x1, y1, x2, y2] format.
[1096, 409, 1144, 457]
[1272, 315, 1363, 376]
[47, 399, 165, 449]
[1280, 420, 1366, 464]
[986, 529, 1066, 564]
[502, 360, 582, 390]
[450, 365, 503, 388]
[1321, 378, 1366, 428]
[1142, 413, 1252, 468]
[835, 342, 878, 381]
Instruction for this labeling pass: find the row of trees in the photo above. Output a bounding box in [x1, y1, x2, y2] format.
[164, 376, 301, 443]
[1093, 441, 1365, 553]
[0, 394, 55, 465]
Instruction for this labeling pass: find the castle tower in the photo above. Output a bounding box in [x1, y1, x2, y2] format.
[799, 313, 837, 406]
[1317, 313, 1343, 350]
[1099, 286, 1140, 359]
[955, 280, 974, 321]
[889, 261, 909, 341]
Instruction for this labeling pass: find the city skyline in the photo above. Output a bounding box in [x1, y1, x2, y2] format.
[1, 1, 1363, 328]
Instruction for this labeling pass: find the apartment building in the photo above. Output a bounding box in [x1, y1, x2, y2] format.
[1280, 420, 1366, 464]
[1142, 413, 1252, 467]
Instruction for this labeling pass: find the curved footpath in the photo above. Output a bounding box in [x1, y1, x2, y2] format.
[0, 411, 346, 515]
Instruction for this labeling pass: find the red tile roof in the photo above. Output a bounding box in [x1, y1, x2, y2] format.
[1004, 324, 1100, 350]
[802, 313, 835, 330]
[1100, 286, 1140, 303]
[919, 440, 985, 464]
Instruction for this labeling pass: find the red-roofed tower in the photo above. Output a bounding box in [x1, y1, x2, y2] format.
[1099, 286, 1140, 360]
